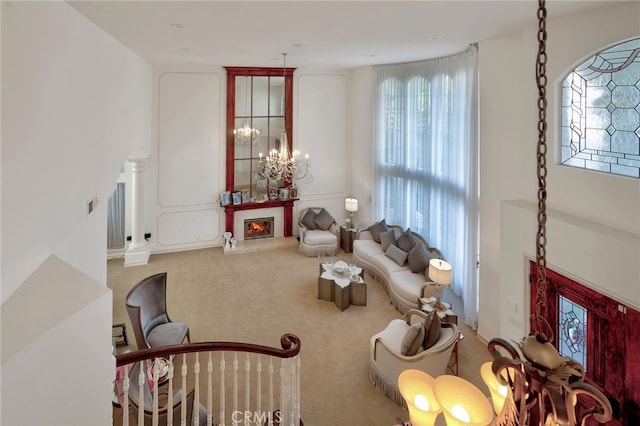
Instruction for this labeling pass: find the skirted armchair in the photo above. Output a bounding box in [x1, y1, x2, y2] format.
[369, 308, 459, 406]
[298, 207, 339, 257]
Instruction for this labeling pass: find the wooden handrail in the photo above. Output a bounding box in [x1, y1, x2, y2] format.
[116, 333, 301, 366]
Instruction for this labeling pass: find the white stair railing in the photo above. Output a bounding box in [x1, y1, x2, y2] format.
[114, 334, 301, 426]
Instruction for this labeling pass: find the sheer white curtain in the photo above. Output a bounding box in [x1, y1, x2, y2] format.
[373, 45, 479, 328]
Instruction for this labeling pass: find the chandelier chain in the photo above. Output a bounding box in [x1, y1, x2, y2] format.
[534, 0, 551, 340]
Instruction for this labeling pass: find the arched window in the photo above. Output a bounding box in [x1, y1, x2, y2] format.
[561, 37, 640, 178]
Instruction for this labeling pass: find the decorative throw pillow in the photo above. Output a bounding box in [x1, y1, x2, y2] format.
[396, 228, 418, 252]
[385, 244, 408, 266]
[401, 323, 426, 356]
[423, 311, 442, 349]
[301, 209, 317, 230]
[369, 219, 388, 243]
[313, 208, 335, 231]
[379, 230, 396, 251]
[407, 245, 431, 274]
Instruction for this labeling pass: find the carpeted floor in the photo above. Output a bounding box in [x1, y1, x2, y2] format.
[108, 243, 490, 425]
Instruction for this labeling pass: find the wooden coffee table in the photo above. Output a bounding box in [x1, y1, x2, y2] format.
[318, 261, 366, 311]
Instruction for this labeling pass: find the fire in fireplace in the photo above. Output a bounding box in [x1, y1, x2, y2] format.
[244, 217, 274, 240]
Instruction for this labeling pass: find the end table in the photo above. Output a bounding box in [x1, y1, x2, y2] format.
[339, 225, 358, 253]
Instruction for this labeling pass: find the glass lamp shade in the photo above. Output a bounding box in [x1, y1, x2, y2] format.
[433, 375, 494, 426]
[480, 362, 508, 415]
[398, 370, 441, 426]
[345, 198, 358, 213]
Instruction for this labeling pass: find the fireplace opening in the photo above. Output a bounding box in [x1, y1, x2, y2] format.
[244, 217, 274, 240]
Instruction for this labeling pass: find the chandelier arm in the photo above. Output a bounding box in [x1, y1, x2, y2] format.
[567, 382, 613, 425]
[487, 337, 521, 361]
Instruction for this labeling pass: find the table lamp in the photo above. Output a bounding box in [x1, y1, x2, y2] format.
[345, 198, 358, 229]
[428, 259, 452, 311]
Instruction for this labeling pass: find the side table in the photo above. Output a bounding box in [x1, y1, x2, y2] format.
[339, 226, 358, 253]
[420, 298, 462, 376]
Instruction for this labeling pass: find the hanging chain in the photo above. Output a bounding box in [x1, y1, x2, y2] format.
[533, 0, 552, 340]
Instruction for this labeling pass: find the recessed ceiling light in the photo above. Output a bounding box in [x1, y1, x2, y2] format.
[429, 36, 443, 41]
[292, 44, 302, 48]
[170, 24, 184, 29]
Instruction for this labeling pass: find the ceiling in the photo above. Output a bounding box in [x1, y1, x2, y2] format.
[68, 1, 615, 69]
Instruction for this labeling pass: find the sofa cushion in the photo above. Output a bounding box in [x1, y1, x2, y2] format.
[353, 239, 382, 263]
[313, 208, 335, 231]
[369, 219, 388, 243]
[407, 245, 433, 274]
[380, 229, 396, 251]
[401, 323, 426, 356]
[371, 253, 409, 277]
[301, 209, 317, 230]
[385, 244, 408, 266]
[423, 311, 442, 349]
[304, 229, 337, 246]
[389, 269, 426, 304]
[396, 228, 418, 252]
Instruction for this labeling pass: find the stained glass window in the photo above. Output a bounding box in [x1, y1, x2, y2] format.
[558, 295, 588, 369]
[561, 37, 640, 178]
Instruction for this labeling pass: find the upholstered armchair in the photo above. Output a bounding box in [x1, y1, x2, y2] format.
[126, 272, 191, 349]
[298, 207, 339, 257]
[369, 308, 459, 406]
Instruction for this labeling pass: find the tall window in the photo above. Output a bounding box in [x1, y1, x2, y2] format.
[561, 37, 640, 178]
[373, 46, 479, 327]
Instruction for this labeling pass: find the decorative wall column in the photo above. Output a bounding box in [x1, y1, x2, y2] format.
[124, 150, 151, 267]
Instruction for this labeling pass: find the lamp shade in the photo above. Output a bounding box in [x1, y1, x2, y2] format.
[433, 375, 494, 426]
[480, 362, 508, 415]
[398, 370, 441, 426]
[345, 198, 358, 213]
[428, 259, 452, 285]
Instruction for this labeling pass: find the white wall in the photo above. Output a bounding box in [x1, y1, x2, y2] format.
[478, 2, 640, 340]
[1, 1, 152, 424]
[349, 67, 376, 228]
[147, 67, 352, 248]
[150, 70, 224, 253]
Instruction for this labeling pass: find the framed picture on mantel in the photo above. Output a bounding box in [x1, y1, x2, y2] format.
[289, 186, 298, 199]
[220, 191, 231, 206]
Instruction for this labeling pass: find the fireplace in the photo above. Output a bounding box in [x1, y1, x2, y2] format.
[244, 217, 274, 240]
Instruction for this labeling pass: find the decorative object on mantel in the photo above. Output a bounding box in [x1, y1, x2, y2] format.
[289, 185, 299, 200]
[257, 53, 310, 182]
[344, 197, 358, 229]
[426, 259, 452, 312]
[397, 1, 613, 425]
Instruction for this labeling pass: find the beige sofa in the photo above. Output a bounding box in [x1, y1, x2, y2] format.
[353, 222, 445, 313]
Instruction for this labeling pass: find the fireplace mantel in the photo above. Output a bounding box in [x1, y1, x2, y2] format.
[225, 199, 295, 237]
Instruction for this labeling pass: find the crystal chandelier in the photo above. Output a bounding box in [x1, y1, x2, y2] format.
[398, 1, 613, 425]
[257, 53, 310, 182]
[234, 77, 260, 145]
[234, 122, 260, 146]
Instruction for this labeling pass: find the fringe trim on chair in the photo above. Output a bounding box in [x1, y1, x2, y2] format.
[369, 365, 407, 408]
[299, 246, 338, 258]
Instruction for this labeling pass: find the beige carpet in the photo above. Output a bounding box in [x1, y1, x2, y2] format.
[108, 243, 490, 425]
